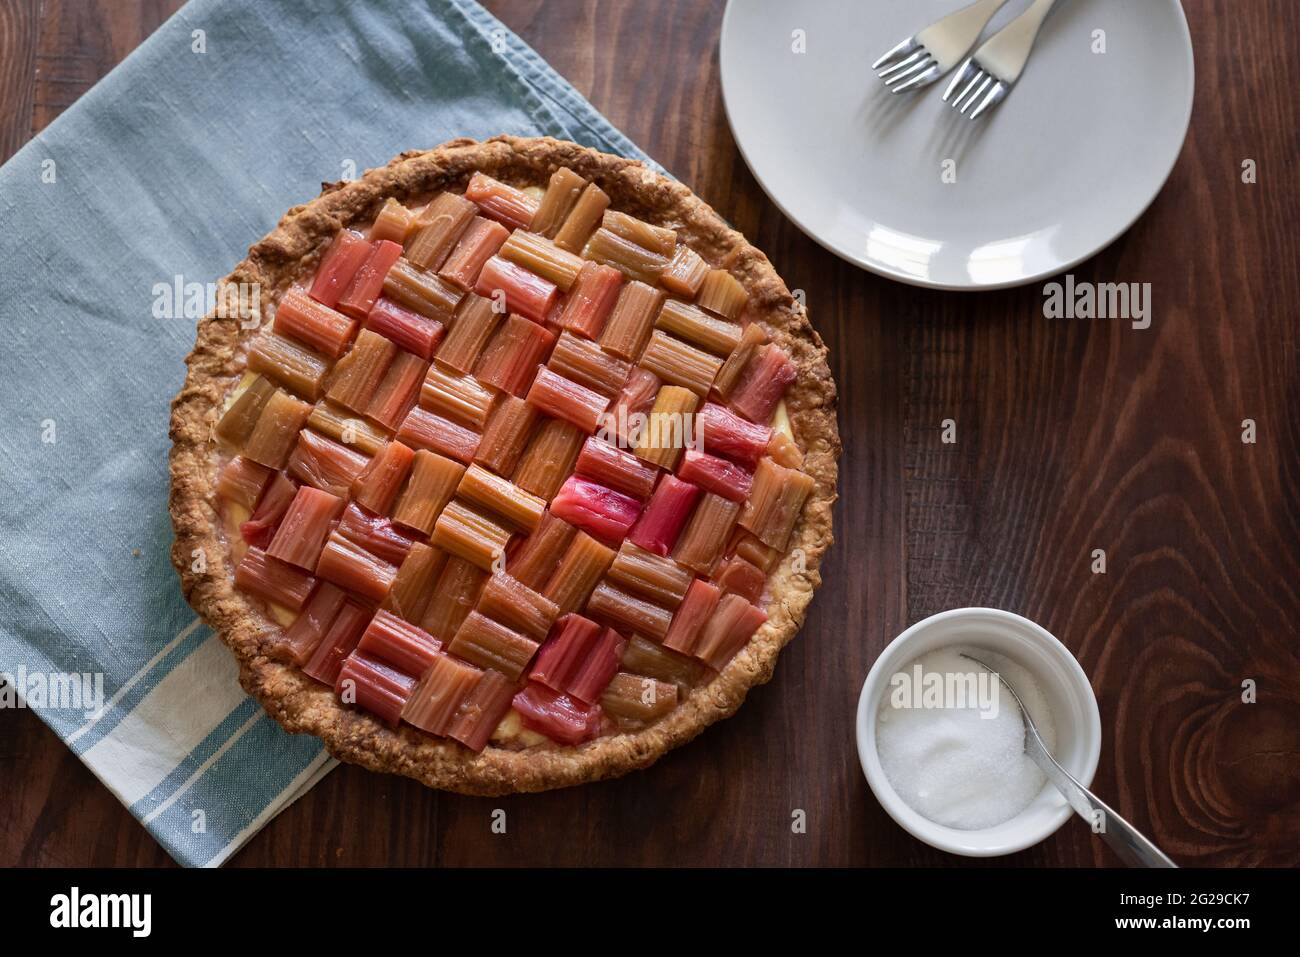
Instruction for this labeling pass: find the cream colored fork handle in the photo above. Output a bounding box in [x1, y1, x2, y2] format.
[916, 0, 1015, 72]
[975, 0, 1059, 83]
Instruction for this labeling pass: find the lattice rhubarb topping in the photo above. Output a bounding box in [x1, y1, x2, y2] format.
[213, 166, 814, 752]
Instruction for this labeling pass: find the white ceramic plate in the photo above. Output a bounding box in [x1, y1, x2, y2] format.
[719, 0, 1195, 290]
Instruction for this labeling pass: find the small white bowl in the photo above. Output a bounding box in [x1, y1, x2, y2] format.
[856, 608, 1102, 857]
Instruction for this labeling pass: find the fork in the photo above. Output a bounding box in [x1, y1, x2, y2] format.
[872, 0, 1013, 94]
[943, 0, 1059, 118]
[959, 654, 1178, 868]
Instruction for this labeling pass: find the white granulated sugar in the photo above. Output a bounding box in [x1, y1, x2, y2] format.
[875, 646, 1057, 830]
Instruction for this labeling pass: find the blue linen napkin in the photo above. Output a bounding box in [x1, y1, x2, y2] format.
[0, 0, 651, 867]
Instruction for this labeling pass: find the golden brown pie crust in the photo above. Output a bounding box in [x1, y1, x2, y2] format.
[169, 135, 839, 795]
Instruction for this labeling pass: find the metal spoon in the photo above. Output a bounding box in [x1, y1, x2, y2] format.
[960, 653, 1177, 867]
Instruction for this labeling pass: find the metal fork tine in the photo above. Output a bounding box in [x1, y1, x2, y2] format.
[877, 49, 925, 80]
[883, 56, 934, 87]
[950, 69, 985, 109]
[968, 80, 1006, 119]
[941, 58, 977, 102]
[871, 37, 919, 71]
[959, 74, 993, 114]
[890, 62, 941, 94]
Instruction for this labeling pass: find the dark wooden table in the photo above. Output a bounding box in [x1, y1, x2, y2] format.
[2, 0, 1296, 867]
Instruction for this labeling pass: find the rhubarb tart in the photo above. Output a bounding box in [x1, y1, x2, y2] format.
[170, 136, 838, 794]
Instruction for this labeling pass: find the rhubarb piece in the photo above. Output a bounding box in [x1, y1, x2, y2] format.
[396, 406, 480, 463]
[715, 554, 767, 604]
[598, 366, 660, 446]
[239, 471, 297, 548]
[639, 331, 722, 397]
[673, 492, 740, 574]
[303, 599, 370, 686]
[392, 449, 466, 535]
[431, 500, 513, 572]
[307, 401, 388, 456]
[421, 556, 487, 640]
[477, 572, 560, 641]
[621, 633, 704, 687]
[549, 475, 641, 544]
[500, 228, 585, 290]
[607, 541, 693, 608]
[458, 463, 546, 533]
[405, 192, 476, 270]
[582, 227, 669, 284]
[216, 375, 275, 447]
[655, 299, 741, 356]
[508, 512, 577, 590]
[382, 542, 446, 625]
[439, 216, 509, 291]
[383, 258, 464, 320]
[558, 261, 622, 340]
[549, 331, 631, 397]
[337, 502, 417, 566]
[364, 297, 444, 360]
[421, 365, 498, 430]
[403, 653, 481, 735]
[531, 167, 587, 237]
[512, 682, 601, 745]
[697, 268, 749, 320]
[267, 486, 345, 569]
[475, 396, 538, 476]
[601, 210, 676, 258]
[464, 172, 540, 230]
[513, 418, 584, 500]
[309, 229, 370, 308]
[435, 293, 501, 374]
[576, 436, 658, 499]
[274, 288, 357, 358]
[446, 669, 514, 752]
[217, 455, 272, 511]
[730, 344, 797, 424]
[738, 457, 816, 551]
[243, 389, 312, 469]
[358, 609, 442, 675]
[287, 429, 371, 497]
[659, 244, 709, 299]
[566, 627, 625, 704]
[352, 440, 415, 515]
[586, 580, 673, 640]
[712, 322, 768, 399]
[553, 182, 609, 253]
[528, 612, 600, 693]
[365, 350, 427, 431]
[767, 428, 803, 469]
[543, 532, 616, 614]
[370, 198, 415, 245]
[326, 329, 396, 413]
[698, 401, 772, 468]
[474, 255, 558, 324]
[234, 547, 317, 610]
[337, 239, 403, 319]
[730, 527, 780, 573]
[601, 672, 677, 723]
[475, 313, 556, 396]
[662, 578, 721, 657]
[336, 652, 416, 727]
[315, 531, 398, 603]
[635, 385, 699, 470]
[280, 582, 347, 665]
[598, 280, 664, 360]
[693, 593, 768, 669]
[676, 447, 752, 502]
[628, 474, 700, 556]
[447, 611, 539, 681]
[526, 367, 609, 433]
[248, 333, 330, 400]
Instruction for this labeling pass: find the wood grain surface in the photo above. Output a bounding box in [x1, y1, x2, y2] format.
[1, 0, 1296, 867]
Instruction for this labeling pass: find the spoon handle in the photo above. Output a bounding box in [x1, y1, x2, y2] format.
[1024, 730, 1178, 868]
